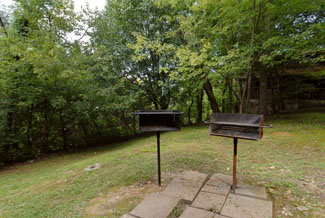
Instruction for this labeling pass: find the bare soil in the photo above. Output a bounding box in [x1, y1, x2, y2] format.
[273, 132, 292, 137]
[85, 172, 177, 217]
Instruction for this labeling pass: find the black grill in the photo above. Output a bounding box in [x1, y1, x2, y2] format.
[207, 113, 272, 192]
[133, 110, 183, 186]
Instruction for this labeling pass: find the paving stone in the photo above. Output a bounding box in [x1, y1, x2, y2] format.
[214, 215, 228, 218]
[176, 170, 208, 182]
[192, 192, 227, 213]
[179, 206, 215, 218]
[221, 193, 273, 218]
[201, 182, 231, 196]
[162, 176, 205, 203]
[235, 183, 268, 200]
[207, 173, 236, 186]
[120, 214, 137, 218]
[130, 193, 179, 218]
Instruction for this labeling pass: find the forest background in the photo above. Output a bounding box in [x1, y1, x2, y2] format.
[0, 0, 324, 166]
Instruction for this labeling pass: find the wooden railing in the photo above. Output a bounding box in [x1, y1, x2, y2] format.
[250, 88, 325, 100]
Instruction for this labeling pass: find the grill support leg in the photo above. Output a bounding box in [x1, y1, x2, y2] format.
[232, 138, 238, 193]
[157, 131, 161, 186]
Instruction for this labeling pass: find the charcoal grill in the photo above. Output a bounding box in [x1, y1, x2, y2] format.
[207, 113, 272, 192]
[133, 110, 183, 186]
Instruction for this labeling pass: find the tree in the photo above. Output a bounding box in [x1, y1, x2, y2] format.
[160, 0, 325, 115]
[258, 0, 325, 114]
[1, 0, 324, 166]
[90, 0, 182, 109]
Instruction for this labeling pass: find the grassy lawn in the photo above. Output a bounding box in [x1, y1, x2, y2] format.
[0, 112, 324, 218]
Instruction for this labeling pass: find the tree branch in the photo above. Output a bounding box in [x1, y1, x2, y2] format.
[254, 2, 263, 33]
[0, 16, 8, 36]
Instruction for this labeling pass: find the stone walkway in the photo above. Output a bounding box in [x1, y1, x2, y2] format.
[121, 171, 273, 218]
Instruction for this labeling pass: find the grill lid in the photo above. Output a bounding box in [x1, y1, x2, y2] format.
[133, 110, 183, 132]
[133, 110, 184, 115]
[207, 113, 272, 141]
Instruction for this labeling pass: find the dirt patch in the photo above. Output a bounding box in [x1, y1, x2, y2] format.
[297, 173, 325, 202]
[273, 132, 291, 137]
[85, 173, 176, 217]
[85, 182, 165, 216]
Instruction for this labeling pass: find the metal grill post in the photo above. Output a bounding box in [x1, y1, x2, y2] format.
[157, 131, 161, 186]
[232, 138, 238, 193]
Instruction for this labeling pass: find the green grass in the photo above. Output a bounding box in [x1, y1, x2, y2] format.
[0, 112, 324, 217]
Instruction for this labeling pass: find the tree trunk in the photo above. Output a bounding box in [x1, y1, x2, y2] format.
[258, 71, 268, 115]
[222, 87, 226, 113]
[187, 98, 193, 125]
[274, 70, 285, 113]
[260, 2, 271, 116]
[236, 77, 243, 113]
[4, 111, 14, 162]
[42, 101, 55, 155]
[239, 72, 248, 113]
[203, 79, 220, 113]
[223, 74, 230, 113]
[132, 109, 137, 134]
[153, 97, 159, 109]
[196, 90, 203, 124]
[228, 76, 233, 113]
[26, 104, 34, 148]
[241, 0, 262, 114]
[206, 100, 210, 118]
[269, 75, 277, 114]
[245, 68, 252, 113]
[60, 112, 68, 152]
[159, 97, 169, 109]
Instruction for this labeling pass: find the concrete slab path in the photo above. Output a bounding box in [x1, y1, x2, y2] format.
[221, 193, 273, 218]
[162, 171, 207, 203]
[192, 192, 226, 213]
[179, 206, 215, 218]
[129, 193, 179, 218]
[122, 171, 273, 218]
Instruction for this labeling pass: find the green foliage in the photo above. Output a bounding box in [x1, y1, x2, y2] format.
[160, 0, 325, 112]
[0, 0, 324, 165]
[90, 0, 182, 109]
[0, 0, 141, 165]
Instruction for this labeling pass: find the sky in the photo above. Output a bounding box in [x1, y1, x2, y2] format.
[0, 0, 106, 41]
[0, 0, 106, 12]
